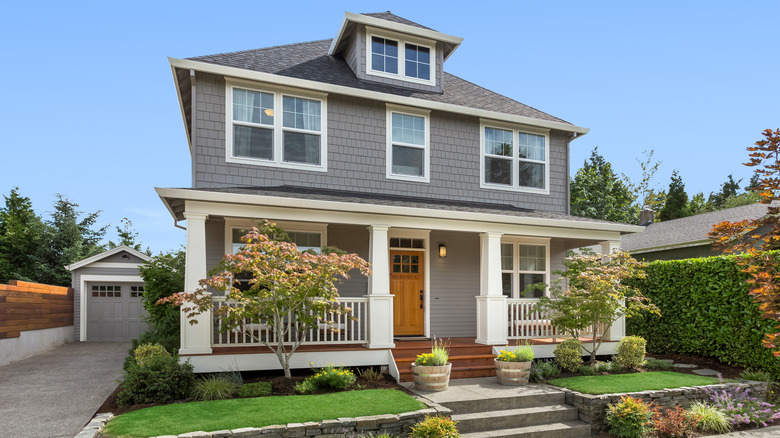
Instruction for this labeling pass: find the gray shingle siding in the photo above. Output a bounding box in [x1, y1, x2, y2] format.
[327, 224, 369, 298]
[429, 230, 479, 337]
[192, 72, 569, 213]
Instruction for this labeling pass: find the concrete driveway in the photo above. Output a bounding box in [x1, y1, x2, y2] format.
[0, 341, 129, 438]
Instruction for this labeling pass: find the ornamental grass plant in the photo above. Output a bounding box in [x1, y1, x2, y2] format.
[415, 338, 450, 366]
[689, 402, 731, 434]
[193, 374, 240, 401]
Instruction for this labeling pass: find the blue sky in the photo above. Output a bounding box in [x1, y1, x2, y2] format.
[1, 1, 778, 253]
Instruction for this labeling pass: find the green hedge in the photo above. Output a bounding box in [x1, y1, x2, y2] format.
[626, 254, 780, 378]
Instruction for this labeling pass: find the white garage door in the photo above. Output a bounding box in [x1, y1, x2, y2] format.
[86, 283, 148, 341]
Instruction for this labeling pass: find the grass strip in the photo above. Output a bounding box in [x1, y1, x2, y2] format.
[548, 371, 721, 395]
[103, 389, 424, 438]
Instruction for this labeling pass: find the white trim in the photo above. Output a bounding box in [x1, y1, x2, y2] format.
[78, 275, 144, 342]
[85, 262, 145, 269]
[159, 189, 641, 236]
[224, 218, 328, 255]
[328, 12, 463, 58]
[366, 27, 437, 87]
[66, 245, 152, 271]
[385, 104, 431, 183]
[225, 80, 328, 172]
[168, 58, 589, 136]
[183, 348, 391, 373]
[480, 121, 551, 195]
[388, 228, 431, 338]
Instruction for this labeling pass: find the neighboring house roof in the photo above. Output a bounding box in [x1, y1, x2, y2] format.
[621, 202, 778, 253]
[188, 39, 569, 126]
[156, 186, 642, 234]
[65, 245, 152, 271]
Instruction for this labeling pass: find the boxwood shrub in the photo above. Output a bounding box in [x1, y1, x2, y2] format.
[627, 254, 780, 378]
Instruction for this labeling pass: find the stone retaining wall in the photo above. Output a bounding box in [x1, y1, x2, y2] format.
[147, 399, 453, 438]
[562, 381, 768, 434]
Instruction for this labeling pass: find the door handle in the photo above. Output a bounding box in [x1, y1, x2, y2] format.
[420, 290, 424, 309]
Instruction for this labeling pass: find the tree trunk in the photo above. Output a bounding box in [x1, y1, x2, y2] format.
[590, 328, 597, 365]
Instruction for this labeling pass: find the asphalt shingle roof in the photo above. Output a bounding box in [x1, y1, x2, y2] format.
[621, 202, 777, 252]
[189, 28, 570, 125]
[180, 185, 627, 226]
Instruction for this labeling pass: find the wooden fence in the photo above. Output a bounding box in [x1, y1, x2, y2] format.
[0, 280, 74, 339]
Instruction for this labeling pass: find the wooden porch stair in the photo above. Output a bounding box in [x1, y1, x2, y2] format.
[392, 338, 496, 382]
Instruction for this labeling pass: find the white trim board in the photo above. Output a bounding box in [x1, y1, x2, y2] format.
[66, 245, 151, 271]
[78, 275, 144, 342]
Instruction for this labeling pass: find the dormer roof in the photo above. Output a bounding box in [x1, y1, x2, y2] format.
[328, 11, 462, 61]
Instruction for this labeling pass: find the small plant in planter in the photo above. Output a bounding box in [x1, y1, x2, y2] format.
[495, 344, 534, 385]
[412, 338, 451, 392]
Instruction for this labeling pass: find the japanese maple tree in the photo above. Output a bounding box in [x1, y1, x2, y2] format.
[161, 221, 371, 378]
[709, 128, 780, 354]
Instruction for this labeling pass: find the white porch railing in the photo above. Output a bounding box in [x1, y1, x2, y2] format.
[507, 298, 606, 340]
[211, 296, 368, 346]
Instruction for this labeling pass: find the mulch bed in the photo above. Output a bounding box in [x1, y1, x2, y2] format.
[97, 367, 412, 417]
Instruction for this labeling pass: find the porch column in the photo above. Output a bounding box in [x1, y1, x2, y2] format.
[364, 225, 395, 349]
[180, 212, 212, 355]
[476, 232, 507, 345]
[600, 239, 624, 341]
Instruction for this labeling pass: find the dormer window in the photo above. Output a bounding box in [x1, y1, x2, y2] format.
[366, 27, 436, 86]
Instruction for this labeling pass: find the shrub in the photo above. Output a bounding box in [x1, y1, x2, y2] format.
[117, 354, 195, 406]
[626, 255, 780, 379]
[357, 367, 382, 381]
[616, 336, 646, 370]
[410, 415, 459, 438]
[416, 338, 449, 366]
[594, 361, 613, 373]
[708, 386, 780, 427]
[644, 358, 672, 370]
[133, 343, 170, 368]
[192, 374, 240, 401]
[689, 402, 731, 434]
[554, 338, 583, 372]
[605, 395, 654, 438]
[652, 405, 700, 437]
[741, 369, 773, 382]
[496, 345, 534, 362]
[529, 360, 560, 382]
[295, 364, 356, 394]
[238, 381, 272, 398]
[578, 365, 596, 376]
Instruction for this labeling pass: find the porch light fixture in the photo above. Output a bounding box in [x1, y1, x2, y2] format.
[438, 243, 447, 258]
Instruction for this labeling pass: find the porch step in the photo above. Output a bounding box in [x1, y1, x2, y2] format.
[398, 364, 496, 382]
[459, 421, 591, 438]
[392, 340, 496, 382]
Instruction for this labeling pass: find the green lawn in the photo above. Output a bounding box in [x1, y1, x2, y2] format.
[103, 389, 425, 438]
[548, 371, 721, 395]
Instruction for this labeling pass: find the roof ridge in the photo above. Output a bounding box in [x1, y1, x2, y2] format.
[188, 38, 333, 61]
[443, 72, 572, 126]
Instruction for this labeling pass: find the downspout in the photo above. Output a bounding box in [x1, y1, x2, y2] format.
[174, 220, 186, 231]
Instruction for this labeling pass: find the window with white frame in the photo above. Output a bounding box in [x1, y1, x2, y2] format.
[482, 124, 549, 192]
[386, 106, 430, 181]
[501, 242, 548, 298]
[367, 29, 435, 86]
[231, 228, 323, 254]
[226, 83, 326, 170]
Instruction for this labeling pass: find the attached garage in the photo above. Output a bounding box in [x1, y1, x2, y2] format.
[66, 246, 152, 341]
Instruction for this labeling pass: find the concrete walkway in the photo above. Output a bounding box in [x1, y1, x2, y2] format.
[0, 341, 129, 438]
[702, 427, 780, 437]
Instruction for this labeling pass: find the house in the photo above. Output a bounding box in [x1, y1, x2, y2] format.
[65, 245, 152, 341]
[621, 202, 776, 261]
[158, 11, 641, 379]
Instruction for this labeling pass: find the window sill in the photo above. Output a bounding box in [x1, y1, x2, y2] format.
[479, 182, 549, 195]
[226, 155, 328, 173]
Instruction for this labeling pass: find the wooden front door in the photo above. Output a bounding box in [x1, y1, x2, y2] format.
[390, 250, 424, 336]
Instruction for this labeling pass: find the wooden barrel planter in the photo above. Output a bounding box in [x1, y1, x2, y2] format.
[411, 363, 451, 391]
[495, 359, 532, 385]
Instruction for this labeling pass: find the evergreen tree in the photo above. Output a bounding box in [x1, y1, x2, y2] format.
[658, 170, 691, 221]
[38, 195, 107, 286]
[570, 148, 639, 224]
[0, 188, 46, 283]
[108, 217, 149, 254]
[708, 174, 742, 208]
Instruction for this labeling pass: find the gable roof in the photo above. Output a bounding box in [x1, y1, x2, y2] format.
[188, 39, 570, 125]
[621, 202, 777, 253]
[65, 245, 152, 271]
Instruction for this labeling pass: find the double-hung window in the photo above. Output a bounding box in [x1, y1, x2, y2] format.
[481, 122, 549, 193]
[501, 240, 549, 298]
[226, 82, 327, 171]
[367, 28, 435, 86]
[386, 105, 430, 182]
[231, 228, 323, 255]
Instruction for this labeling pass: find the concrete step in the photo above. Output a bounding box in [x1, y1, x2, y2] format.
[440, 391, 565, 414]
[453, 404, 578, 433]
[459, 421, 591, 438]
